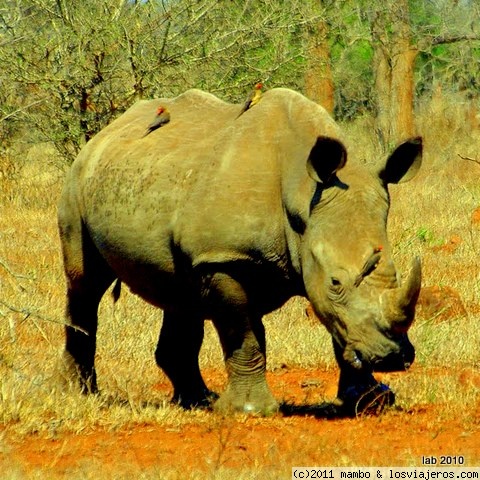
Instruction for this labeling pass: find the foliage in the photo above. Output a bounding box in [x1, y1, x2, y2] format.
[1, 0, 480, 164]
[411, 0, 480, 99]
[0, 0, 317, 163]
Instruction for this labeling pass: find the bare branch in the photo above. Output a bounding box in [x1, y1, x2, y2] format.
[0, 99, 45, 123]
[0, 300, 85, 332]
[0, 35, 27, 47]
[458, 153, 480, 165]
[431, 34, 480, 47]
[0, 258, 34, 281]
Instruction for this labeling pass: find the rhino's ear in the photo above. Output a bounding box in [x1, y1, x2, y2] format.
[379, 137, 423, 184]
[307, 136, 347, 184]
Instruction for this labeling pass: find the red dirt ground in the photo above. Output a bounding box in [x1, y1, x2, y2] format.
[2, 367, 480, 478]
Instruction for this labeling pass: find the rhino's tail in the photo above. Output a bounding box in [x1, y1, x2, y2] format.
[112, 279, 122, 303]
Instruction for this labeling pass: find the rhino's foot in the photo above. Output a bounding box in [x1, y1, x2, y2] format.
[60, 350, 98, 395]
[173, 388, 219, 410]
[213, 384, 279, 416]
[335, 382, 395, 417]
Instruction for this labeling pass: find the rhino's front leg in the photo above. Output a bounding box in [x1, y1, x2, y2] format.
[207, 272, 278, 415]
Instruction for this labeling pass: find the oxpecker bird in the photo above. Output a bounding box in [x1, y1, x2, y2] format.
[236, 82, 263, 118]
[143, 106, 170, 137]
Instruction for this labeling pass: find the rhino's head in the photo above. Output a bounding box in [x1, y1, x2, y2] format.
[301, 137, 422, 374]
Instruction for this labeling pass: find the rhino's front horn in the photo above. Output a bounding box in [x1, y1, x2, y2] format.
[382, 257, 422, 331]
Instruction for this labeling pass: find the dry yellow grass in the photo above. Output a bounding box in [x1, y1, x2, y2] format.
[1, 95, 480, 477]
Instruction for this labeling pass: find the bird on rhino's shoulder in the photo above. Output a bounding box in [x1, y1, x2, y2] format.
[236, 82, 263, 118]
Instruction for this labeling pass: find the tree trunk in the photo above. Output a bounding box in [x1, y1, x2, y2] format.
[373, 43, 392, 148]
[304, 17, 334, 114]
[390, 46, 417, 142]
[371, 2, 417, 150]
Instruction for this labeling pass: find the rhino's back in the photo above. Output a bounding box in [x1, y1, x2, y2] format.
[62, 88, 341, 305]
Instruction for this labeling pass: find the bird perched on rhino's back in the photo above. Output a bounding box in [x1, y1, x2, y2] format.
[143, 105, 170, 137]
[236, 82, 263, 118]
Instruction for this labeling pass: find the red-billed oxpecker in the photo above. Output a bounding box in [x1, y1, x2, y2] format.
[236, 82, 263, 118]
[143, 105, 171, 137]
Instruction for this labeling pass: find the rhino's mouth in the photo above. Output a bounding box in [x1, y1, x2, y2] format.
[345, 344, 414, 373]
[371, 340, 415, 372]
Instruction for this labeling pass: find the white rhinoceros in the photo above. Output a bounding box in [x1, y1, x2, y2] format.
[58, 88, 422, 415]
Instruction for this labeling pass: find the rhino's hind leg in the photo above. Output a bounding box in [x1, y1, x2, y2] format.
[155, 309, 216, 409]
[332, 341, 395, 416]
[64, 283, 109, 393]
[61, 222, 115, 394]
[208, 272, 278, 416]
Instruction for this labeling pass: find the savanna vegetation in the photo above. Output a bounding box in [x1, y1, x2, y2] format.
[1, 1, 480, 478]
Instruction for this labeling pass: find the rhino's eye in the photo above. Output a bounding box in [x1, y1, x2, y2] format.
[331, 277, 341, 286]
[329, 276, 345, 300]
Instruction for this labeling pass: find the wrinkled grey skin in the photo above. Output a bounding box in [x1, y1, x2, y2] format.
[58, 88, 422, 415]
